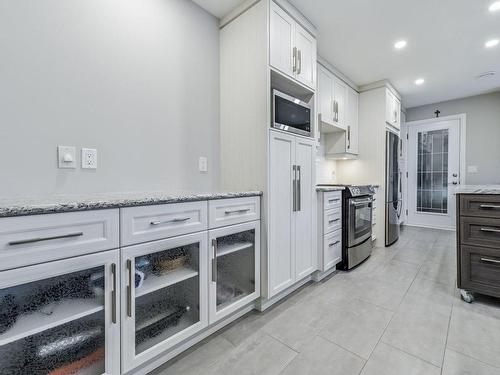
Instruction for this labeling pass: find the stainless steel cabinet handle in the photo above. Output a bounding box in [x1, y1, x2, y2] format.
[298, 49, 302, 74]
[297, 166, 301, 212]
[292, 165, 297, 212]
[328, 240, 340, 247]
[480, 257, 500, 265]
[328, 218, 340, 223]
[480, 227, 500, 233]
[212, 239, 217, 283]
[150, 217, 190, 225]
[292, 47, 297, 73]
[8, 232, 84, 246]
[332, 99, 335, 120]
[111, 263, 117, 324]
[225, 208, 250, 215]
[328, 198, 340, 203]
[480, 204, 500, 210]
[127, 259, 133, 318]
[347, 126, 351, 149]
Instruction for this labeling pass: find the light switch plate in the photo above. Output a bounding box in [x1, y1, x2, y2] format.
[58, 146, 76, 169]
[198, 157, 208, 173]
[81, 148, 97, 169]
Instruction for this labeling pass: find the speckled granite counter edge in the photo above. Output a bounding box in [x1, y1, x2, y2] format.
[453, 186, 500, 195]
[316, 186, 346, 192]
[0, 191, 263, 218]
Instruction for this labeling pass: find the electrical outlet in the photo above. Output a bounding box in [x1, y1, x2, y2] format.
[81, 148, 97, 169]
[58, 146, 76, 169]
[198, 157, 208, 173]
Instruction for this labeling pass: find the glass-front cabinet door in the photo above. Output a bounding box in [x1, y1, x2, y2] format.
[209, 221, 260, 324]
[0, 250, 120, 375]
[120, 232, 208, 372]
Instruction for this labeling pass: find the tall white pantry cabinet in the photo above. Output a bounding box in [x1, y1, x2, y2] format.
[219, 0, 318, 303]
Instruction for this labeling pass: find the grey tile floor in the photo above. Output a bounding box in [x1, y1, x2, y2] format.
[152, 226, 500, 375]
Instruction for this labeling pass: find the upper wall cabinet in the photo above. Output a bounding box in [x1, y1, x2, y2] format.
[385, 89, 401, 130]
[317, 64, 347, 129]
[270, 2, 317, 90]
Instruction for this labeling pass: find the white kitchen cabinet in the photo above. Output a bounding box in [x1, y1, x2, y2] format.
[120, 232, 208, 373]
[269, 130, 315, 297]
[385, 89, 401, 130]
[0, 250, 120, 374]
[317, 64, 347, 130]
[270, 2, 316, 90]
[317, 191, 343, 272]
[208, 221, 260, 324]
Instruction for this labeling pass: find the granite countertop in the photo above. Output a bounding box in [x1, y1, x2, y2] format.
[453, 185, 500, 195]
[0, 190, 263, 218]
[316, 185, 346, 192]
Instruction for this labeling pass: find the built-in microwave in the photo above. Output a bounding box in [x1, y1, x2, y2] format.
[272, 89, 312, 137]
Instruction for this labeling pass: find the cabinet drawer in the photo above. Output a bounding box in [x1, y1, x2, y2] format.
[323, 229, 342, 270]
[0, 209, 119, 270]
[460, 216, 500, 250]
[209, 197, 260, 229]
[121, 202, 208, 246]
[324, 206, 342, 235]
[460, 195, 500, 219]
[460, 245, 500, 297]
[324, 191, 342, 211]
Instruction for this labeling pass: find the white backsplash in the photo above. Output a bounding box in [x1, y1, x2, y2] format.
[316, 138, 337, 185]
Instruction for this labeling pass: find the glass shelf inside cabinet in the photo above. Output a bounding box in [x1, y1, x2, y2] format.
[216, 230, 255, 311]
[134, 242, 200, 355]
[0, 267, 106, 375]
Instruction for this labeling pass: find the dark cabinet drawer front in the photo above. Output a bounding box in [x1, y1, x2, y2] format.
[461, 216, 500, 249]
[460, 195, 500, 218]
[461, 246, 500, 297]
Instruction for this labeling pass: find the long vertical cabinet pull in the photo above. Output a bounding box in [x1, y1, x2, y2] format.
[111, 263, 117, 324]
[211, 239, 217, 283]
[127, 259, 133, 318]
[292, 47, 297, 73]
[347, 126, 351, 149]
[297, 166, 301, 211]
[292, 165, 297, 212]
[297, 50, 302, 75]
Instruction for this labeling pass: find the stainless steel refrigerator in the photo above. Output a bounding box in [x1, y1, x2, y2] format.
[386, 130, 402, 246]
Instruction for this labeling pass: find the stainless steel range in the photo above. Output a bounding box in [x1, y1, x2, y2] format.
[318, 185, 375, 269]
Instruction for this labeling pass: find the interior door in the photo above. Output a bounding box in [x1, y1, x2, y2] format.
[208, 221, 260, 324]
[318, 66, 334, 124]
[0, 250, 120, 375]
[120, 232, 207, 372]
[294, 23, 316, 89]
[294, 137, 316, 279]
[407, 119, 460, 229]
[269, 2, 295, 78]
[269, 131, 295, 297]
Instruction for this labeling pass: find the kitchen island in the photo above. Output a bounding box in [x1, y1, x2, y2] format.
[455, 185, 500, 302]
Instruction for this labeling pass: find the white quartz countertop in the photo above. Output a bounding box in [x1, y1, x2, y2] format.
[453, 185, 500, 195]
[0, 190, 263, 218]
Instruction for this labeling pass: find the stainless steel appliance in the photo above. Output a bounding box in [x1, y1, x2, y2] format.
[385, 130, 403, 246]
[272, 89, 312, 137]
[318, 185, 375, 269]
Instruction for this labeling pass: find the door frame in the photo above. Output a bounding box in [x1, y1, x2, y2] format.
[403, 113, 467, 230]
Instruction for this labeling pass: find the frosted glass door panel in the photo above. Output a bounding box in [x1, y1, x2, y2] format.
[133, 243, 200, 355]
[0, 267, 106, 375]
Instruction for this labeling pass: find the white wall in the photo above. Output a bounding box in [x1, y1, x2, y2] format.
[316, 137, 337, 185]
[0, 0, 220, 198]
[406, 91, 500, 185]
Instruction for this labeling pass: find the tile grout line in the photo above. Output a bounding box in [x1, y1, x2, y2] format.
[440, 293, 455, 375]
[382, 341, 442, 369]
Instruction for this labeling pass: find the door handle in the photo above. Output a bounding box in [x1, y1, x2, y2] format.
[297, 49, 302, 74]
[347, 126, 351, 149]
[225, 208, 251, 215]
[480, 227, 500, 234]
[328, 240, 340, 247]
[292, 47, 297, 73]
[126, 259, 133, 318]
[292, 165, 297, 212]
[211, 239, 217, 283]
[111, 263, 117, 324]
[297, 166, 301, 212]
[481, 257, 500, 265]
[480, 204, 500, 210]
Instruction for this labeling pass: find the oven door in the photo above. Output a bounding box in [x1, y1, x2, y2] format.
[348, 197, 373, 247]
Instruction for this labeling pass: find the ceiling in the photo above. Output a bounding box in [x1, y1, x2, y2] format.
[195, 0, 500, 108]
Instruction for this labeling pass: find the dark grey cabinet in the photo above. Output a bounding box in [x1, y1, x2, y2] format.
[457, 194, 500, 301]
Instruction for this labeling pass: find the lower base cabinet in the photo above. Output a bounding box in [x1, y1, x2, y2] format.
[0, 250, 120, 375]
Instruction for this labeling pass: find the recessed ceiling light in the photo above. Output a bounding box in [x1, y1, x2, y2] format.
[489, 1, 500, 12]
[415, 78, 425, 85]
[394, 40, 407, 49]
[485, 39, 499, 48]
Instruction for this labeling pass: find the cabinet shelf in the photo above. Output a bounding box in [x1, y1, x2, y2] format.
[217, 240, 253, 257]
[135, 267, 199, 298]
[0, 298, 103, 347]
